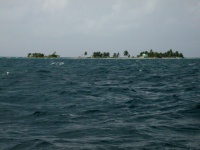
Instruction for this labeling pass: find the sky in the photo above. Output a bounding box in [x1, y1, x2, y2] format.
[0, 0, 200, 57]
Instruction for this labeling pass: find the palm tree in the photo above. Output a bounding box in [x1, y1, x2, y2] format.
[124, 50, 129, 56]
[113, 53, 117, 58]
[117, 52, 120, 58]
[27, 53, 31, 57]
[84, 51, 87, 57]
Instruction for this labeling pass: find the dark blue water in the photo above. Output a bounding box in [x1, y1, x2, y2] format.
[0, 58, 200, 149]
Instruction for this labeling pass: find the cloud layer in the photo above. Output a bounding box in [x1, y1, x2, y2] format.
[0, 0, 200, 57]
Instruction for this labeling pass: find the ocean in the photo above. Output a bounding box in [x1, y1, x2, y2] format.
[0, 58, 200, 149]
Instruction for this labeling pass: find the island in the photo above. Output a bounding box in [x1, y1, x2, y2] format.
[138, 49, 184, 58]
[27, 52, 60, 58]
[81, 49, 184, 59]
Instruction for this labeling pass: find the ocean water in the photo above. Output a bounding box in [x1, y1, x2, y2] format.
[0, 58, 200, 150]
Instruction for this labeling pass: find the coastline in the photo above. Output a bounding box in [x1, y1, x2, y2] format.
[1, 56, 200, 59]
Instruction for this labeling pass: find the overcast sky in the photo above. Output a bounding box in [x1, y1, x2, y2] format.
[0, 0, 200, 57]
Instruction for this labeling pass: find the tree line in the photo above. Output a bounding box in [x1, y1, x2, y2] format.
[92, 52, 110, 58]
[83, 49, 184, 58]
[83, 50, 130, 58]
[27, 52, 60, 58]
[139, 49, 184, 58]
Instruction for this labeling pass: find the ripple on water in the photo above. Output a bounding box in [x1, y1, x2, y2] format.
[0, 58, 200, 149]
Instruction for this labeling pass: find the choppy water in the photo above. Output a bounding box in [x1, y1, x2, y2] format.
[0, 58, 200, 149]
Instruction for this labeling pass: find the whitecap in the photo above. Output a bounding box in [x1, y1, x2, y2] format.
[69, 114, 78, 118]
[59, 62, 64, 65]
[51, 62, 64, 66]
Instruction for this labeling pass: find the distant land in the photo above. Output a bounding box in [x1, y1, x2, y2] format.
[137, 49, 184, 58]
[80, 49, 184, 59]
[27, 52, 60, 58]
[25, 49, 184, 59]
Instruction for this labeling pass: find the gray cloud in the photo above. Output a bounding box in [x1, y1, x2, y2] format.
[0, 0, 200, 57]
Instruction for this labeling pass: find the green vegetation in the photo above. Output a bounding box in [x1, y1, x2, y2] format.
[91, 50, 132, 58]
[112, 52, 120, 58]
[87, 49, 184, 58]
[27, 53, 44, 58]
[27, 52, 60, 58]
[124, 50, 130, 57]
[84, 51, 87, 57]
[92, 52, 121, 58]
[92, 52, 110, 58]
[139, 49, 184, 58]
[48, 52, 60, 58]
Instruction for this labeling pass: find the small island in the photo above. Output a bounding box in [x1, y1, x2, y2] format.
[27, 52, 60, 58]
[81, 49, 184, 59]
[138, 49, 184, 58]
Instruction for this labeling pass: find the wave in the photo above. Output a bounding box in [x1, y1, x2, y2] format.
[7, 139, 58, 150]
[0, 58, 200, 149]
